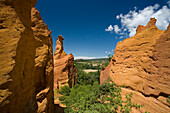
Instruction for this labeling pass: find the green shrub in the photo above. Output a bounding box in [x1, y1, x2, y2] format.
[59, 79, 143, 113]
[77, 70, 100, 85]
[59, 85, 71, 96]
[72, 61, 145, 113]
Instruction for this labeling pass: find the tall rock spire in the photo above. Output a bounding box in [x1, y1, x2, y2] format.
[54, 35, 67, 60]
[54, 35, 77, 91]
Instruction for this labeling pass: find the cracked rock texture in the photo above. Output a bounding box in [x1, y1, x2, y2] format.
[31, 7, 54, 113]
[100, 18, 170, 113]
[0, 0, 54, 113]
[54, 35, 77, 91]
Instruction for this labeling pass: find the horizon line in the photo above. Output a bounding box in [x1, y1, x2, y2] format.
[74, 56, 108, 60]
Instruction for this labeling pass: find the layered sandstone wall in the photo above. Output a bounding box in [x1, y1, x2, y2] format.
[100, 18, 170, 113]
[54, 35, 77, 91]
[0, 0, 37, 112]
[31, 8, 54, 113]
[0, 0, 54, 113]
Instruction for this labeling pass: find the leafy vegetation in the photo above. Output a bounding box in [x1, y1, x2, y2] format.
[77, 71, 100, 85]
[103, 54, 113, 67]
[75, 59, 101, 85]
[75, 62, 100, 70]
[57, 58, 144, 113]
[59, 79, 143, 113]
[108, 54, 113, 62]
[59, 85, 71, 96]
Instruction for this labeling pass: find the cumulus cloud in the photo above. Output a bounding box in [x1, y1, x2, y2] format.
[75, 56, 108, 60]
[117, 3, 170, 37]
[105, 25, 113, 31]
[113, 25, 121, 33]
[106, 2, 170, 38]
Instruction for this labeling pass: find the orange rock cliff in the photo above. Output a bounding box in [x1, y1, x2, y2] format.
[31, 7, 54, 113]
[0, 0, 54, 113]
[100, 18, 170, 113]
[54, 35, 77, 91]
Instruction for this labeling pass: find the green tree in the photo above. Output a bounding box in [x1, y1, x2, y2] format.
[59, 79, 143, 113]
[59, 85, 71, 96]
[108, 54, 113, 62]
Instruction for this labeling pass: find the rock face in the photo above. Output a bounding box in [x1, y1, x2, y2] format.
[31, 8, 54, 113]
[54, 35, 77, 91]
[0, 0, 54, 113]
[100, 18, 170, 113]
[100, 62, 111, 84]
[0, 0, 37, 112]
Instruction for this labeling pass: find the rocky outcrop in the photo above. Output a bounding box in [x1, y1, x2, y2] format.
[100, 18, 170, 112]
[0, 0, 37, 112]
[54, 35, 77, 91]
[100, 62, 112, 84]
[31, 8, 54, 113]
[0, 0, 54, 113]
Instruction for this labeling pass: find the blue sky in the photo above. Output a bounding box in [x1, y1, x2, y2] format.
[36, 0, 170, 59]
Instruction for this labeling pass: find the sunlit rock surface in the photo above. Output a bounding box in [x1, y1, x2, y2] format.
[54, 35, 77, 91]
[0, 0, 54, 112]
[100, 18, 170, 113]
[31, 7, 54, 113]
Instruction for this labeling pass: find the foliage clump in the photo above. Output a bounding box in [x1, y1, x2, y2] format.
[59, 79, 143, 113]
[77, 71, 100, 85]
[75, 61, 100, 85]
[58, 59, 145, 112]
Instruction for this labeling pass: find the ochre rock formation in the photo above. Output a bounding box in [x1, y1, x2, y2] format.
[31, 8, 54, 113]
[54, 35, 77, 91]
[0, 0, 37, 112]
[100, 18, 170, 113]
[0, 0, 54, 113]
[100, 62, 112, 84]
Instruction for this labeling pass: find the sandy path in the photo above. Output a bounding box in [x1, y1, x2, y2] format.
[83, 69, 98, 73]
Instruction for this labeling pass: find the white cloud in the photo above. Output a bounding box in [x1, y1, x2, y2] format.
[105, 25, 113, 32]
[134, 7, 137, 10]
[107, 3, 170, 37]
[75, 56, 108, 60]
[119, 14, 123, 18]
[117, 3, 170, 37]
[167, 1, 170, 7]
[119, 36, 124, 39]
[116, 15, 120, 19]
[151, 6, 170, 30]
[113, 25, 121, 33]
